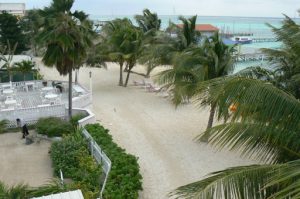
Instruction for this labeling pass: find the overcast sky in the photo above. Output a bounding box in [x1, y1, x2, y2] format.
[2, 0, 300, 17]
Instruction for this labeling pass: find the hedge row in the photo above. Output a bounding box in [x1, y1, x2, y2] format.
[50, 132, 102, 199]
[85, 124, 143, 199]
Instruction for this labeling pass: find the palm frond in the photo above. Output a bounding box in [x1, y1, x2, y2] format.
[170, 164, 281, 199]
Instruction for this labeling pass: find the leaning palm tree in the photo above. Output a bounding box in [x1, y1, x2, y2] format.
[157, 32, 236, 136]
[135, 9, 162, 77]
[134, 9, 161, 33]
[170, 76, 300, 198]
[96, 18, 144, 87]
[14, 60, 35, 81]
[38, 0, 93, 118]
[236, 12, 300, 100]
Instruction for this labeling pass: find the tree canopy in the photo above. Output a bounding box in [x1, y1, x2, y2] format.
[0, 12, 27, 54]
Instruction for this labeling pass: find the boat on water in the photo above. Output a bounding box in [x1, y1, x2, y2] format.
[231, 36, 253, 44]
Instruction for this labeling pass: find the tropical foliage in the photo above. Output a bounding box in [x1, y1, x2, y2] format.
[14, 60, 35, 81]
[0, 12, 27, 54]
[134, 9, 162, 77]
[167, 12, 300, 198]
[237, 13, 300, 99]
[157, 31, 236, 135]
[85, 124, 143, 199]
[0, 120, 7, 134]
[36, 117, 73, 137]
[50, 131, 102, 199]
[0, 42, 18, 82]
[37, 0, 93, 117]
[170, 77, 300, 198]
[20, 9, 42, 56]
[95, 18, 144, 86]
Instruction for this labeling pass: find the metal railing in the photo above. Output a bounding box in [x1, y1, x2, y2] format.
[77, 110, 111, 199]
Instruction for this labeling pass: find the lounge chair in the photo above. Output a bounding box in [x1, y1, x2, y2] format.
[133, 79, 145, 86]
[146, 84, 162, 93]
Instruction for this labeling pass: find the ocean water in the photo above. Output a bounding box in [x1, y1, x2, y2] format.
[90, 15, 300, 71]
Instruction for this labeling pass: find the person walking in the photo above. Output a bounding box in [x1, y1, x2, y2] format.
[16, 118, 29, 138]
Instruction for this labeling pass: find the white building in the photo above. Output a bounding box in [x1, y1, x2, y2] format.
[0, 3, 25, 17]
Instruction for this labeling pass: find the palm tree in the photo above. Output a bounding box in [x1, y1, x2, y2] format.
[236, 13, 300, 100]
[14, 60, 35, 81]
[135, 9, 161, 33]
[38, 0, 93, 118]
[99, 18, 132, 86]
[135, 9, 162, 77]
[170, 76, 300, 198]
[157, 32, 236, 137]
[96, 18, 144, 87]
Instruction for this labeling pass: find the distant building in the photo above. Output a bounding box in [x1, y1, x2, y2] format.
[177, 24, 219, 37]
[0, 3, 25, 17]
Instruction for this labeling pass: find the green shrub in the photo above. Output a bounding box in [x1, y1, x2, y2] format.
[36, 117, 73, 137]
[50, 132, 102, 198]
[0, 120, 7, 134]
[70, 113, 86, 129]
[85, 124, 143, 199]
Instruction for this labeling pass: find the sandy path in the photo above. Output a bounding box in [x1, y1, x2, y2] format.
[0, 132, 53, 187]
[38, 60, 257, 199]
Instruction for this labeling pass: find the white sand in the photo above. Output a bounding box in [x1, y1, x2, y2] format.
[38, 60, 258, 199]
[0, 132, 53, 187]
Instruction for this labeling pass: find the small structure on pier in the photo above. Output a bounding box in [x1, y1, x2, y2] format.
[177, 24, 219, 37]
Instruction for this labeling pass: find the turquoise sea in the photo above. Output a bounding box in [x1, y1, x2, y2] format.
[91, 15, 300, 72]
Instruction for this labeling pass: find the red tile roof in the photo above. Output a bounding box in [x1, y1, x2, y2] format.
[177, 24, 219, 32]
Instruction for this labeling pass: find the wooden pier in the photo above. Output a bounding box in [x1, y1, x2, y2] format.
[234, 53, 273, 62]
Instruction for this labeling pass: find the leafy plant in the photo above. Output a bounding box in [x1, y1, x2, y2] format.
[70, 113, 86, 129]
[0, 120, 8, 134]
[85, 124, 143, 199]
[36, 117, 73, 137]
[50, 131, 102, 198]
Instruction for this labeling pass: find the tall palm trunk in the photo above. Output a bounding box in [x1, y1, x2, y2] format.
[75, 68, 78, 84]
[124, 64, 133, 87]
[68, 67, 73, 119]
[119, 63, 123, 86]
[201, 103, 216, 142]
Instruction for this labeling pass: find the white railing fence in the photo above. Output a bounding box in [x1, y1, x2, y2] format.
[77, 109, 111, 199]
[1, 104, 66, 128]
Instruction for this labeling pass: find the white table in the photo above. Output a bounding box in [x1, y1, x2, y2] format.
[1, 84, 11, 90]
[25, 82, 35, 92]
[45, 93, 58, 99]
[3, 89, 13, 95]
[5, 99, 17, 105]
[42, 87, 54, 92]
[73, 85, 85, 94]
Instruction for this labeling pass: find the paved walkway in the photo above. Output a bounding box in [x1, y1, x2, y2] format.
[0, 132, 53, 187]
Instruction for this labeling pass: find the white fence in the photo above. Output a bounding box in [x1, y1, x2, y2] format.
[0, 80, 92, 126]
[0, 104, 66, 127]
[77, 109, 111, 199]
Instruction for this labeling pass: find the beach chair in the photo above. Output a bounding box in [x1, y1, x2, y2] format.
[146, 84, 162, 93]
[133, 79, 145, 86]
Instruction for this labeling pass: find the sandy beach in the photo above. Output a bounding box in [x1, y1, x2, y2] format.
[38, 60, 258, 199]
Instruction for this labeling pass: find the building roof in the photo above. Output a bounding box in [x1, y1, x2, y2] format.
[31, 190, 84, 199]
[177, 24, 219, 32]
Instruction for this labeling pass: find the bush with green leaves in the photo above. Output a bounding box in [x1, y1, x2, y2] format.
[70, 113, 87, 129]
[50, 132, 102, 198]
[85, 124, 143, 199]
[36, 117, 73, 137]
[0, 120, 7, 134]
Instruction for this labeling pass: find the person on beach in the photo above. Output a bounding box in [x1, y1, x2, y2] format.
[16, 118, 29, 138]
